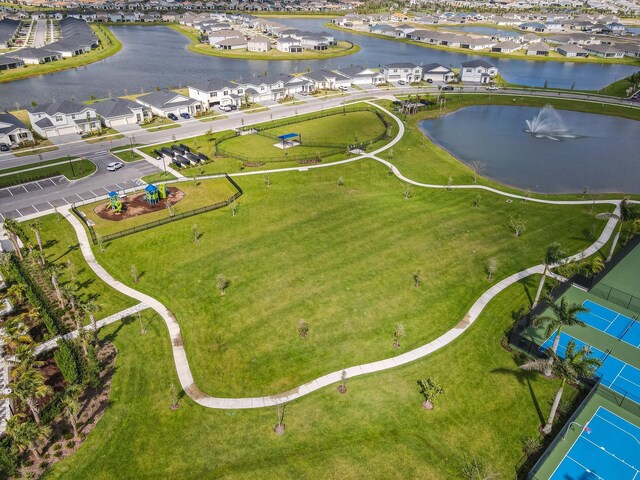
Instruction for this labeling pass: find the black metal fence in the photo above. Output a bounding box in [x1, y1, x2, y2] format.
[590, 283, 640, 315]
[72, 173, 243, 245]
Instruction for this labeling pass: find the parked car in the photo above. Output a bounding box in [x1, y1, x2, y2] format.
[440, 85, 454, 91]
[398, 80, 406, 86]
[167, 113, 178, 121]
[339, 85, 348, 91]
[0, 143, 10, 152]
[180, 112, 191, 119]
[486, 85, 499, 91]
[107, 162, 124, 172]
[219, 105, 232, 112]
[230, 104, 237, 110]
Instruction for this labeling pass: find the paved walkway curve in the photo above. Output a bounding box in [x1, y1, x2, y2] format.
[54, 101, 631, 409]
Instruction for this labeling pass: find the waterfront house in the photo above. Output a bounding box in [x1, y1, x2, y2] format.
[460, 60, 498, 83]
[188, 78, 244, 108]
[14, 47, 61, 64]
[556, 44, 589, 57]
[28, 101, 101, 138]
[334, 65, 385, 85]
[93, 98, 150, 128]
[276, 37, 302, 53]
[0, 18, 20, 48]
[582, 44, 625, 58]
[214, 37, 248, 50]
[301, 69, 351, 90]
[422, 63, 456, 83]
[0, 56, 24, 70]
[526, 42, 550, 56]
[491, 40, 521, 53]
[247, 35, 270, 52]
[381, 63, 423, 83]
[0, 113, 33, 147]
[136, 90, 203, 118]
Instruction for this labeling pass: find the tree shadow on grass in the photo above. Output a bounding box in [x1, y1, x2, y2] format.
[518, 276, 537, 307]
[52, 243, 80, 263]
[492, 366, 545, 425]
[101, 315, 135, 344]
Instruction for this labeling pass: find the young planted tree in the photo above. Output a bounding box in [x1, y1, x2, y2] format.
[470, 161, 486, 184]
[402, 183, 412, 199]
[520, 340, 601, 434]
[81, 300, 103, 345]
[169, 383, 180, 410]
[3, 219, 24, 260]
[28, 220, 45, 265]
[274, 402, 287, 435]
[216, 274, 228, 296]
[337, 370, 348, 394]
[532, 296, 587, 357]
[61, 385, 82, 438]
[338, 176, 344, 187]
[4, 369, 53, 426]
[509, 214, 527, 238]
[192, 224, 199, 243]
[417, 377, 445, 410]
[44, 261, 64, 307]
[532, 243, 565, 308]
[486, 258, 498, 281]
[413, 270, 422, 288]
[596, 198, 639, 262]
[393, 322, 405, 349]
[298, 320, 309, 338]
[131, 264, 139, 284]
[5, 415, 51, 461]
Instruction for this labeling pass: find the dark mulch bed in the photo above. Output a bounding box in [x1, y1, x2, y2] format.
[94, 188, 185, 222]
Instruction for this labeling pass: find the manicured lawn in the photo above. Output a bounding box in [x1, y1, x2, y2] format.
[45, 279, 570, 480]
[77, 178, 238, 237]
[91, 158, 608, 398]
[141, 171, 177, 184]
[0, 157, 95, 188]
[84, 127, 125, 144]
[0, 25, 121, 84]
[110, 148, 143, 162]
[140, 116, 179, 131]
[21, 213, 137, 320]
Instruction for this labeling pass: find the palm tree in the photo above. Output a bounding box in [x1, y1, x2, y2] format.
[81, 300, 103, 345]
[532, 243, 565, 308]
[0, 316, 34, 352]
[61, 385, 82, 438]
[532, 296, 587, 356]
[44, 261, 64, 307]
[596, 198, 639, 262]
[521, 340, 601, 434]
[4, 368, 53, 425]
[2, 219, 23, 260]
[29, 220, 45, 264]
[6, 283, 27, 305]
[5, 415, 51, 461]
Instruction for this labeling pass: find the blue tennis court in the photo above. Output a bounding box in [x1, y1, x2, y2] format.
[550, 407, 640, 480]
[541, 332, 640, 403]
[580, 300, 640, 348]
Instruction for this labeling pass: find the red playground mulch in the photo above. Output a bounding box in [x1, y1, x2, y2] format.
[94, 188, 185, 221]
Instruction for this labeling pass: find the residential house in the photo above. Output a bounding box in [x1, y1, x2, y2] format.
[247, 35, 270, 52]
[276, 37, 302, 53]
[526, 42, 550, 55]
[93, 98, 150, 128]
[0, 56, 24, 70]
[28, 100, 100, 138]
[188, 78, 244, 108]
[301, 69, 351, 91]
[13, 47, 61, 64]
[136, 90, 203, 117]
[460, 60, 498, 83]
[0, 113, 33, 147]
[0, 18, 20, 48]
[422, 63, 455, 83]
[334, 65, 385, 85]
[583, 44, 625, 58]
[491, 40, 521, 53]
[214, 37, 248, 50]
[556, 44, 589, 57]
[381, 63, 423, 83]
[520, 22, 547, 32]
[208, 29, 244, 46]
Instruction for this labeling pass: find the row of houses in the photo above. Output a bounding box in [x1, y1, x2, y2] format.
[0, 18, 98, 70]
[0, 60, 498, 145]
[0, 18, 20, 49]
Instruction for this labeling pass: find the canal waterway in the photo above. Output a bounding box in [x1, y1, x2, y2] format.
[0, 18, 638, 108]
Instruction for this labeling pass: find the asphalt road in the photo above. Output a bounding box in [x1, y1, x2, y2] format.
[0, 86, 637, 221]
[32, 19, 47, 48]
[0, 151, 162, 220]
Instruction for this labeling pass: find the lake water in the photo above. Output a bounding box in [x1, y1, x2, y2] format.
[0, 18, 638, 108]
[419, 105, 640, 194]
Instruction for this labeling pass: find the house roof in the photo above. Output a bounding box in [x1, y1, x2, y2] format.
[422, 62, 452, 73]
[461, 60, 496, 69]
[384, 62, 419, 69]
[216, 37, 247, 46]
[248, 35, 270, 43]
[0, 113, 28, 135]
[93, 98, 142, 119]
[336, 65, 378, 78]
[191, 77, 237, 92]
[137, 90, 198, 109]
[29, 100, 91, 116]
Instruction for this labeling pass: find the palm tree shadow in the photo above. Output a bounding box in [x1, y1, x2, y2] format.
[102, 315, 135, 343]
[518, 276, 537, 307]
[492, 366, 545, 425]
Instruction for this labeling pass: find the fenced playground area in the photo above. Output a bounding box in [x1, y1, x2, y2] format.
[527, 243, 640, 479]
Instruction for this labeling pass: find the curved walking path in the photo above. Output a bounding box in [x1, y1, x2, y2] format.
[51, 101, 631, 409]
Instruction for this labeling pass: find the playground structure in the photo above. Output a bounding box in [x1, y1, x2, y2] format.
[145, 184, 168, 206]
[275, 132, 301, 150]
[108, 191, 123, 214]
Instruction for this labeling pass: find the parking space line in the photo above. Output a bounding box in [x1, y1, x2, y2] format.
[15, 209, 23, 217]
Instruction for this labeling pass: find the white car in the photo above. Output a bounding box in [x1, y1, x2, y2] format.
[398, 80, 406, 86]
[219, 105, 232, 112]
[486, 85, 499, 91]
[339, 85, 348, 91]
[107, 162, 124, 171]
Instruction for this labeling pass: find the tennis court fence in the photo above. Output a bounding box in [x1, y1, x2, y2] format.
[590, 283, 640, 316]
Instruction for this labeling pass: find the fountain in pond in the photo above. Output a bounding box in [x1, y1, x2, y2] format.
[525, 105, 578, 141]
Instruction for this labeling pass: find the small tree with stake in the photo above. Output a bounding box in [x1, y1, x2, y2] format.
[393, 323, 405, 349]
[216, 274, 229, 296]
[337, 370, 348, 394]
[274, 402, 287, 435]
[418, 377, 444, 410]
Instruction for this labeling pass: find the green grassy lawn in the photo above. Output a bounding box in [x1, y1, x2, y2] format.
[140, 116, 179, 132]
[90, 159, 608, 398]
[110, 148, 143, 162]
[21, 214, 137, 320]
[84, 128, 125, 144]
[0, 25, 121, 84]
[12, 144, 59, 157]
[0, 158, 95, 188]
[141, 171, 177, 184]
[45, 277, 570, 480]
[170, 24, 359, 61]
[77, 179, 237, 237]
[596, 73, 640, 97]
